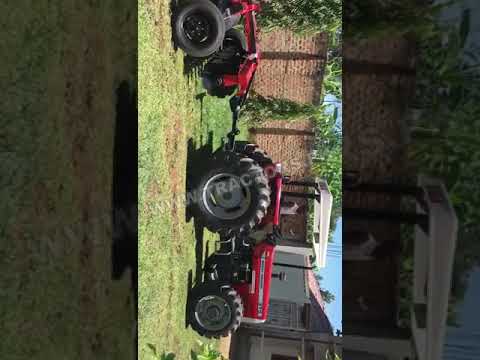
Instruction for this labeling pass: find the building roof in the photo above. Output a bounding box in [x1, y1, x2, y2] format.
[306, 257, 333, 334]
[312, 179, 333, 267]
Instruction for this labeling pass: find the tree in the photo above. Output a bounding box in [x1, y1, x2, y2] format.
[322, 57, 342, 100]
[314, 272, 335, 304]
[242, 93, 321, 124]
[320, 289, 335, 304]
[259, 0, 341, 35]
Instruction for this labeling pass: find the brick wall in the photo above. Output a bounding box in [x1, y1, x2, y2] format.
[249, 30, 329, 241]
[254, 30, 329, 104]
[250, 119, 315, 241]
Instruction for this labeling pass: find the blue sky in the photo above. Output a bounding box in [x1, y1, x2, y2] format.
[316, 218, 342, 334]
[324, 93, 342, 130]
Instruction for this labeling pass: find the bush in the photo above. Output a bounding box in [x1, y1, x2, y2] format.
[241, 93, 321, 124]
[259, 0, 341, 35]
[148, 341, 228, 360]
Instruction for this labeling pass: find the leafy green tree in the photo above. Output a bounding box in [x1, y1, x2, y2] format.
[242, 93, 321, 123]
[259, 0, 341, 35]
[322, 57, 342, 100]
[315, 272, 335, 304]
[320, 289, 335, 304]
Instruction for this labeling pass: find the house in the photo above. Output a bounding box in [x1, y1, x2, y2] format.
[276, 178, 333, 269]
[250, 121, 333, 267]
[240, 124, 337, 360]
[230, 253, 341, 360]
[231, 29, 339, 360]
[249, 27, 331, 263]
[229, 174, 336, 360]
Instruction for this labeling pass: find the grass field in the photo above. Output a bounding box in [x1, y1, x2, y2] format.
[138, 0, 249, 358]
[1, 1, 137, 359]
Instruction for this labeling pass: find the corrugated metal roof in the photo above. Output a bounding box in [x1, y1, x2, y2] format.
[306, 257, 333, 334]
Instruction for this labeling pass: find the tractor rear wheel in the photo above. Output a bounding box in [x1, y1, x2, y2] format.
[188, 282, 243, 338]
[193, 153, 271, 234]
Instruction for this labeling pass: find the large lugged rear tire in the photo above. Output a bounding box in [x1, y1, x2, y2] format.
[188, 282, 243, 338]
[173, 0, 226, 58]
[192, 153, 271, 234]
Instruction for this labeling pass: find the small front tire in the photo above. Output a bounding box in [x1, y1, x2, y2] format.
[188, 282, 243, 338]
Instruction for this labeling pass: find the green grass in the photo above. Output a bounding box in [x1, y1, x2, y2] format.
[138, 1, 249, 359]
[1, 1, 137, 359]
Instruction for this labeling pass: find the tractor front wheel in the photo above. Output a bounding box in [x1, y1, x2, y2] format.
[188, 282, 243, 338]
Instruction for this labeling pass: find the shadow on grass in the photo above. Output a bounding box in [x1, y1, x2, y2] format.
[111, 80, 138, 358]
[185, 92, 214, 198]
[184, 219, 208, 330]
[184, 98, 217, 328]
[183, 56, 206, 77]
[185, 132, 215, 283]
[185, 269, 193, 329]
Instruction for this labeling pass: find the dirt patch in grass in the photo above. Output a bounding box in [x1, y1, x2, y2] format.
[165, 110, 187, 252]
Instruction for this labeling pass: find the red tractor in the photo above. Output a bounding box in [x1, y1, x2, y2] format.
[175, 0, 323, 340]
[186, 136, 285, 338]
[186, 96, 324, 338]
[173, 0, 260, 98]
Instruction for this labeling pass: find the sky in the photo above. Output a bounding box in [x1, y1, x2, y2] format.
[316, 217, 342, 334]
[324, 93, 342, 130]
